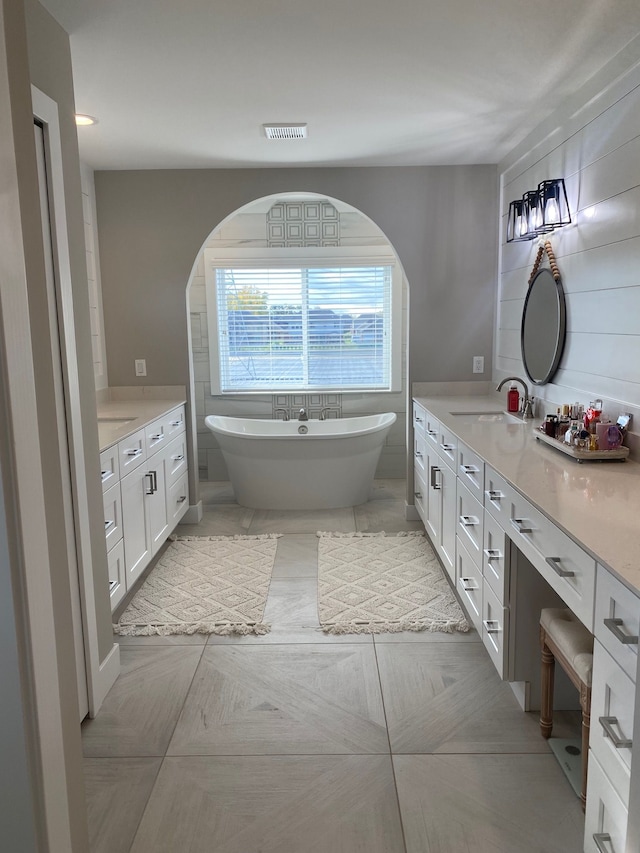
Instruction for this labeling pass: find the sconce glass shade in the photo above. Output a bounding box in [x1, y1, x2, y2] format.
[506, 199, 528, 242]
[539, 179, 571, 230]
[523, 189, 547, 237]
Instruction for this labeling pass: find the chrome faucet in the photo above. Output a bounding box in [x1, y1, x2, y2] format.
[496, 376, 533, 418]
[319, 407, 333, 421]
[298, 408, 308, 421]
[274, 408, 289, 421]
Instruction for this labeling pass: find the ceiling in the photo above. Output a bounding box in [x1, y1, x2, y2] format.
[39, 0, 640, 171]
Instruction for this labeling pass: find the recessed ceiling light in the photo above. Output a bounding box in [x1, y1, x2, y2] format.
[263, 123, 307, 140]
[75, 114, 98, 126]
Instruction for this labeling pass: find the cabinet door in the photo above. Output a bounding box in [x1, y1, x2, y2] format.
[439, 461, 456, 583]
[147, 453, 169, 556]
[120, 466, 153, 589]
[426, 455, 442, 549]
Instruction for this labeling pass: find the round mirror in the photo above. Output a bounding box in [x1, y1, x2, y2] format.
[521, 268, 566, 385]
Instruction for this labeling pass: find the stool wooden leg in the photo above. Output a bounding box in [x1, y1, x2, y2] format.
[540, 638, 555, 739]
[580, 683, 591, 813]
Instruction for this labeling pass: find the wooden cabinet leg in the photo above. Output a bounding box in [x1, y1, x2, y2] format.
[540, 639, 555, 739]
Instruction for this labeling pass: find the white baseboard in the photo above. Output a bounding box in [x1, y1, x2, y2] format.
[91, 642, 120, 718]
[181, 501, 203, 524]
[509, 680, 530, 712]
[405, 502, 420, 521]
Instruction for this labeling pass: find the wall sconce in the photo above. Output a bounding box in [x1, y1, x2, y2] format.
[506, 179, 571, 242]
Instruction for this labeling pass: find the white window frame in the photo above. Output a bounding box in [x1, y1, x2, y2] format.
[204, 246, 403, 395]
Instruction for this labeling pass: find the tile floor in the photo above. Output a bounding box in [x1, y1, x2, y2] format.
[83, 480, 585, 853]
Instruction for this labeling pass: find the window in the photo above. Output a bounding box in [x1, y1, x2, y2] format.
[205, 247, 402, 394]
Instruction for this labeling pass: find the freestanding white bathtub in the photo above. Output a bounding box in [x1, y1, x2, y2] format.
[204, 413, 397, 510]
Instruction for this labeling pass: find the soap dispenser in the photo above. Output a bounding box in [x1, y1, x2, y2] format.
[507, 384, 520, 413]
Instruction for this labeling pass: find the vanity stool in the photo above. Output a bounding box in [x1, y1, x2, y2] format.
[539, 607, 594, 811]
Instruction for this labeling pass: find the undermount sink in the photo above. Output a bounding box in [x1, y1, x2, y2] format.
[449, 410, 525, 424]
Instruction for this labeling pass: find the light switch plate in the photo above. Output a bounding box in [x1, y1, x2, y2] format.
[472, 356, 484, 374]
[135, 359, 147, 377]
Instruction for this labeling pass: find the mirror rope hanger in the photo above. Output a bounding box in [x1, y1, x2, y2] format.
[529, 239, 560, 284]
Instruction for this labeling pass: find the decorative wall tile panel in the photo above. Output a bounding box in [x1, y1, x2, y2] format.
[267, 201, 341, 247]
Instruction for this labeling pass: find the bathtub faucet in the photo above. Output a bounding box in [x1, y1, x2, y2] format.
[274, 408, 289, 421]
[298, 408, 309, 421]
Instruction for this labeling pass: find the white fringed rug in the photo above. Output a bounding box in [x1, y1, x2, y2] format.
[113, 535, 280, 636]
[317, 531, 469, 634]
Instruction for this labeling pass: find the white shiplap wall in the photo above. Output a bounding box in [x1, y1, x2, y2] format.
[496, 57, 640, 456]
[189, 197, 408, 481]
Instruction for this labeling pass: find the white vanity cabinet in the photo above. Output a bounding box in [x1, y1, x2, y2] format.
[101, 404, 188, 608]
[585, 567, 639, 853]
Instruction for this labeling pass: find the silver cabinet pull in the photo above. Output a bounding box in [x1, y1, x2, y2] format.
[170, 419, 182, 427]
[459, 515, 479, 527]
[483, 548, 501, 561]
[426, 428, 438, 437]
[177, 495, 187, 503]
[545, 556, 575, 578]
[599, 716, 632, 749]
[150, 433, 164, 441]
[414, 491, 423, 499]
[145, 472, 155, 495]
[483, 619, 500, 634]
[593, 833, 614, 853]
[126, 448, 142, 457]
[101, 469, 110, 481]
[486, 489, 503, 501]
[510, 517, 532, 534]
[430, 465, 441, 490]
[104, 519, 115, 531]
[604, 617, 639, 646]
[172, 454, 185, 462]
[414, 415, 422, 422]
[460, 577, 478, 592]
[461, 464, 478, 474]
[440, 443, 455, 451]
[109, 580, 118, 592]
[414, 451, 423, 458]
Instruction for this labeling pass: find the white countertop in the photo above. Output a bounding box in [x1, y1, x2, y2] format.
[97, 397, 186, 451]
[414, 395, 640, 596]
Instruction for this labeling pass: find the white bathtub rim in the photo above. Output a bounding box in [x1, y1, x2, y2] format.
[204, 412, 397, 441]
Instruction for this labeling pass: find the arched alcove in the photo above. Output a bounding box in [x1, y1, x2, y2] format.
[185, 191, 410, 502]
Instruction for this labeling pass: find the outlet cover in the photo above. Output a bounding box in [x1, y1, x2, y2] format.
[135, 359, 147, 377]
[472, 356, 484, 374]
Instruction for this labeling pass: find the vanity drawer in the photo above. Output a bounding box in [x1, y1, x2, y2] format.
[456, 479, 483, 569]
[457, 441, 485, 500]
[584, 754, 628, 853]
[412, 402, 426, 438]
[99, 445, 120, 492]
[424, 410, 440, 450]
[484, 465, 513, 529]
[118, 428, 146, 476]
[103, 482, 123, 551]
[507, 490, 596, 629]
[456, 537, 482, 632]
[438, 424, 458, 471]
[164, 406, 186, 440]
[482, 580, 508, 678]
[108, 538, 126, 611]
[166, 433, 188, 486]
[414, 432, 427, 478]
[594, 565, 639, 682]
[167, 472, 189, 525]
[413, 468, 427, 524]
[483, 510, 510, 604]
[590, 641, 634, 805]
[145, 416, 168, 457]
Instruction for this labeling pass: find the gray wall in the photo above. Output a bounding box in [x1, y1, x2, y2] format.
[96, 166, 498, 442]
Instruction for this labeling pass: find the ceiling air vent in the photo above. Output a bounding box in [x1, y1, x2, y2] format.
[263, 123, 308, 140]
